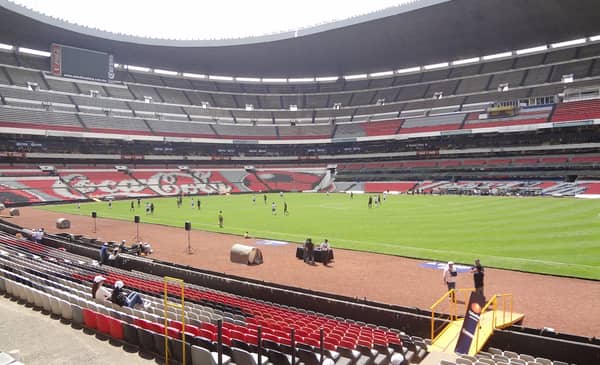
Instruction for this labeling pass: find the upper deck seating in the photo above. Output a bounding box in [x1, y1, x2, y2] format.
[464, 105, 552, 129]
[551, 99, 600, 122]
[400, 113, 465, 133]
[360, 119, 403, 136]
[278, 124, 333, 139]
[0, 106, 84, 130]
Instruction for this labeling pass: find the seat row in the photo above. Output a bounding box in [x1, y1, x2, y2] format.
[0, 232, 420, 364]
[0, 259, 413, 365]
[439, 347, 568, 365]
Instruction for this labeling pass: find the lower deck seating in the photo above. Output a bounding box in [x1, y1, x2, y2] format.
[0, 232, 415, 365]
[363, 182, 417, 193]
[0, 167, 332, 203]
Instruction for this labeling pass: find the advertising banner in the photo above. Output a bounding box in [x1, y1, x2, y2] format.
[455, 291, 486, 354]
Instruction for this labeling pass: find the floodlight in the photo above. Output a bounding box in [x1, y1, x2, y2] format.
[515, 45, 548, 55]
[154, 69, 178, 76]
[498, 83, 509, 92]
[0, 43, 13, 51]
[245, 104, 254, 111]
[315, 76, 339, 82]
[424, 62, 448, 70]
[452, 57, 480, 66]
[551, 38, 586, 48]
[433, 91, 443, 100]
[289, 104, 298, 111]
[127, 65, 151, 72]
[289, 77, 314, 83]
[343, 74, 368, 80]
[144, 96, 153, 104]
[397, 66, 421, 74]
[333, 103, 342, 110]
[482, 52, 512, 61]
[562, 74, 574, 84]
[236, 77, 261, 83]
[183, 72, 206, 79]
[18, 47, 50, 57]
[375, 98, 385, 106]
[262, 78, 287, 83]
[209, 75, 234, 81]
[201, 101, 210, 109]
[369, 70, 394, 78]
[90, 90, 99, 97]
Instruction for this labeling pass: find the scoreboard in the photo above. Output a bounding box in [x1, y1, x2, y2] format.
[51, 44, 114, 82]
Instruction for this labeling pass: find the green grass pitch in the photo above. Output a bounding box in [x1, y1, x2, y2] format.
[40, 193, 600, 280]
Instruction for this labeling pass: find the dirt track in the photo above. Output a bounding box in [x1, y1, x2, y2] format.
[9, 207, 600, 339]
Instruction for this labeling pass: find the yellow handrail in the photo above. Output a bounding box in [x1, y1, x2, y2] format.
[474, 293, 513, 352]
[163, 276, 187, 365]
[429, 288, 474, 341]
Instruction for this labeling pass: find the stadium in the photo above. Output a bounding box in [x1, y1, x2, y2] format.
[0, 0, 599, 364]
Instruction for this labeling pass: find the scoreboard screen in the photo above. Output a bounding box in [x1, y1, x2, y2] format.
[51, 44, 114, 82]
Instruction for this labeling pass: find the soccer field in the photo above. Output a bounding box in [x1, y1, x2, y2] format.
[40, 193, 600, 280]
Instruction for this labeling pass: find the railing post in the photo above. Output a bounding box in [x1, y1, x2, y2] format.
[257, 326, 262, 365]
[217, 319, 223, 365]
[430, 309, 435, 341]
[291, 328, 296, 365]
[320, 327, 324, 365]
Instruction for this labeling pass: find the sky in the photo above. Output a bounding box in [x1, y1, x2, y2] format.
[10, 0, 413, 40]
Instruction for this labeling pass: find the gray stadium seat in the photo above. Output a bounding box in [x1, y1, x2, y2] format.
[191, 344, 231, 365]
[231, 347, 268, 365]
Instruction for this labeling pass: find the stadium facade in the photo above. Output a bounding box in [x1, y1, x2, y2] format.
[0, 0, 600, 363]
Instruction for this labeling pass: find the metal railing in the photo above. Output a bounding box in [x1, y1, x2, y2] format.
[430, 287, 474, 342]
[473, 293, 514, 352]
[163, 276, 186, 365]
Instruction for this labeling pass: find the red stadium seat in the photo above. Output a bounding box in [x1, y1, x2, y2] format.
[82, 308, 97, 330]
[108, 318, 125, 340]
[96, 313, 111, 335]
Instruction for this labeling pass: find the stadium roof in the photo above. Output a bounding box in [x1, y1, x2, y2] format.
[1, 0, 600, 77]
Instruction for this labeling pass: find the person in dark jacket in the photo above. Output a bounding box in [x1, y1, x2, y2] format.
[111, 280, 148, 309]
[471, 259, 485, 299]
[304, 238, 315, 265]
[99, 242, 109, 265]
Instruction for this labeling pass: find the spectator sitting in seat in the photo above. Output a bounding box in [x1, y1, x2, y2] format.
[141, 242, 153, 255]
[111, 280, 150, 309]
[30, 228, 44, 243]
[108, 248, 119, 264]
[92, 275, 111, 303]
[118, 240, 129, 253]
[99, 242, 109, 265]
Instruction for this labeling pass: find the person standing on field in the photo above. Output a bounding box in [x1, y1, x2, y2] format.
[443, 261, 458, 302]
[471, 259, 485, 299]
[218, 210, 224, 228]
